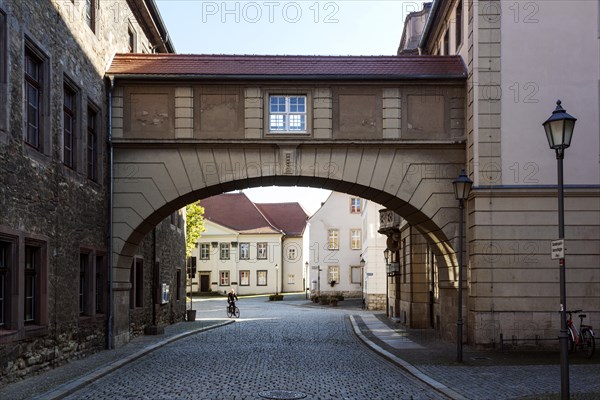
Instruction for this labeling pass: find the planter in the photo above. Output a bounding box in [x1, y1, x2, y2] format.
[186, 309, 197, 321]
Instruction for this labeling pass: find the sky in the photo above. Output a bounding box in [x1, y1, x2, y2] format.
[154, 1, 412, 214]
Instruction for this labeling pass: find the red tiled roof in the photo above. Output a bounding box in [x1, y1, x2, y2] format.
[255, 203, 308, 237]
[107, 54, 466, 80]
[201, 193, 307, 236]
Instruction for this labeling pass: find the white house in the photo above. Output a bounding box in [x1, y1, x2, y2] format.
[308, 192, 387, 308]
[191, 193, 308, 296]
[360, 200, 388, 310]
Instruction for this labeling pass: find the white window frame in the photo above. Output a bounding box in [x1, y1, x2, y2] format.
[327, 229, 339, 250]
[219, 271, 230, 286]
[328, 265, 339, 284]
[240, 270, 250, 286]
[350, 229, 362, 250]
[257, 242, 268, 259]
[257, 270, 267, 286]
[239, 242, 250, 260]
[350, 197, 362, 213]
[268, 94, 307, 133]
[200, 243, 210, 260]
[220, 243, 230, 260]
[288, 247, 296, 261]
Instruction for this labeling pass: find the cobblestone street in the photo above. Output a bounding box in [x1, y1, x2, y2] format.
[62, 297, 446, 400]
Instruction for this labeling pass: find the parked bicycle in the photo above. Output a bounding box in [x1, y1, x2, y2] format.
[226, 304, 240, 318]
[566, 310, 595, 358]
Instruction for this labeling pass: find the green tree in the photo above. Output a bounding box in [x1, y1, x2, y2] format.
[185, 201, 205, 257]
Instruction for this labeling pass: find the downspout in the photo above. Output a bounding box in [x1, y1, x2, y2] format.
[280, 234, 285, 294]
[152, 227, 157, 327]
[107, 76, 115, 350]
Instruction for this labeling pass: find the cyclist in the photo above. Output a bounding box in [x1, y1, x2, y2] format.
[227, 289, 238, 313]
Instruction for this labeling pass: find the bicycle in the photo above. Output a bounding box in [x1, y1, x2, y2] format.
[226, 303, 240, 318]
[566, 310, 595, 359]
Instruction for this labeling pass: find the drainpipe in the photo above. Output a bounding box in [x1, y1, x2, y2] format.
[152, 227, 157, 327]
[107, 76, 114, 350]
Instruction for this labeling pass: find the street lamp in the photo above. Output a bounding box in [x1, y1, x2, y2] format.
[275, 264, 279, 295]
[453, 168, 473, 363]
[543, 100, 576, 400]
[360, 257, 366, 308]
[383, 249, 390, 317]
[305, 261, 309, 299]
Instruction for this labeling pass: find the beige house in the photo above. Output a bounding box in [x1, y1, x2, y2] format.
[191, 193, 308, 296]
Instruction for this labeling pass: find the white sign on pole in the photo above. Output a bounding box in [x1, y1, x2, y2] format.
[551, 239, 565, 260]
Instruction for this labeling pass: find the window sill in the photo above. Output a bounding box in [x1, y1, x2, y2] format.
[0, 328, 19, 343]
[24, 324, 48, 339]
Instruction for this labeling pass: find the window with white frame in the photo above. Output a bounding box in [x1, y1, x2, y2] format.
[288, 274, 295, 284]
[350, 229, 362, 250]
[327, 229, 339, 250]
[257, 270, 267, 286]
[257, 242, 267, 259]
[200, 243, 210, 260]
[350, 197, 361, 213]
[287, 247, 296, 261]
[240, 270, 250, 286]
[220, 243, 230, 260]
[269, 95, 307, 133]
[328, 265, 339, 284]
[239, 243, 250, 260]
[220, 271, 230, 286]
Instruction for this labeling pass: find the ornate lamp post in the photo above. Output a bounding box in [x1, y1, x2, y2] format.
[452, 169, 473, 363]
[543, 100, 576, 400]
[383, 249, 390, 317]
[360, 257, 366, 307]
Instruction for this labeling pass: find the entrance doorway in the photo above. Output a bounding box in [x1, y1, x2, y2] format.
[200, 273, 211, 293]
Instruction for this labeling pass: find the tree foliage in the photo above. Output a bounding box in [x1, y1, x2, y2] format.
[185, 201, 205, 257]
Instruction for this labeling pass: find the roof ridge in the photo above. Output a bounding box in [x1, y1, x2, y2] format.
[252, 202, 285, 235]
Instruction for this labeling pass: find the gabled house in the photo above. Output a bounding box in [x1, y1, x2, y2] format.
[308, 192, 386, 308]
[191, 193, 308, 296]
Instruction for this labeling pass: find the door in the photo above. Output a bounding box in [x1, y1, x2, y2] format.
[200, 274, 210, 292]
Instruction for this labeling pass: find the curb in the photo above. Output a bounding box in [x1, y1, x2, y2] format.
[33, 320, 235, 400]
[349, 315, 466, 400]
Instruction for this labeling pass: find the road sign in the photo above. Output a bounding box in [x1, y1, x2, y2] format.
[551, 239, 565, 260]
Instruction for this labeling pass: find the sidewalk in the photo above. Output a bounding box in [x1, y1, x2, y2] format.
[350, 313, 600, 400]
[0, 319, 233, 400]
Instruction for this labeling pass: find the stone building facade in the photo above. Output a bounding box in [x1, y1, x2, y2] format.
[387, 0, 600, 345]
[0, 0, 184, 385]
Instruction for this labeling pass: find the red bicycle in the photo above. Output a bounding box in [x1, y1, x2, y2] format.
[566, 310, 595, 359]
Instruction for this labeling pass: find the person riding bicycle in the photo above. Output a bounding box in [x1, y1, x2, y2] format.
[227, 289, 238, 313]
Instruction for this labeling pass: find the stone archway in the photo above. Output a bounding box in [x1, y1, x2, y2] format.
[111, 142, 465, 345]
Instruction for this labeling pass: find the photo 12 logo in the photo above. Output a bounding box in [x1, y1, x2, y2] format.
[201, 1, 340, 24]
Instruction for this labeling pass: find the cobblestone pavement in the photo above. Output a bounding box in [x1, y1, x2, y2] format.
[2, 294, 599, 400]
[60, 296, 446, 400]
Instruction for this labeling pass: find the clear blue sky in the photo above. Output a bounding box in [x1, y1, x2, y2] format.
[155, 1, 411, 55]
[154, 1, 411, 213]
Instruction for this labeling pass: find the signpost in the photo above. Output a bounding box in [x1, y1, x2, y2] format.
[551, 239, 565, 260]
